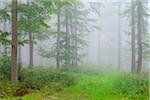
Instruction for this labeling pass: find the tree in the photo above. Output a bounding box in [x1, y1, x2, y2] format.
[56, 12, 61, 70]
[18, 0, 49, 68]
[136, 0, 142, 73]
[124, 0, 149, 73]
[131, 0, 136, 72]
[11, 0, 18, 82]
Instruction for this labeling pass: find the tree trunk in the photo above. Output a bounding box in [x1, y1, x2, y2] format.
[131, 0, 136, 73]
[137, 1, 142, 73]
[29, 32, 33, 68]
[18, 37, 22, 72]
[65, 14, 70, 68]
[117, 2, 121, 71]
[27, 0, 33, 69]
[11, 0, 18, 82]
[74, 25, 78, 66]
[56, 12, 60, 70]
[70, 19, 74, 66]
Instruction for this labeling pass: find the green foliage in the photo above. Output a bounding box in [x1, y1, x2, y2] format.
[40, 1, 93, 68]
[114, 73, 149, 100]
[20, 68, 75, 89]
[0, 9, 10, 21]
[0, 67, 75, 98]
[0, 31, 11, 45]
[0, 55, 11, 79]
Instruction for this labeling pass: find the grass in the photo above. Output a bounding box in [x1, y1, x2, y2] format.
[0, 66, 149, 100]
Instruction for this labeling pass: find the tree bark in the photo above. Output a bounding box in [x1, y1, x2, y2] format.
[137, 0, 143, 73]
[56, 12, 60, 70]
[27, 0, 33, 69]
[29, 32, 33, 68]
[11, 0, 18, 82]
[131, 0, 136, 73]
[74, 25, 78, 66]
[65, 15, 70, 68]
[18, 43, 22, 73]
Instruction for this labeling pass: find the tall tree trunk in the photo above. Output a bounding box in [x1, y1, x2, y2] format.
[65, 14, 70, 68]
[27, 0, 33, 69]
[70, 19, 74, 66]
[137, 0, 142, 73]
[117, 2, 121, 71]
[29, 32, 33, 68]
[11, 0, 18, 82]
[56, 12, 60, 70]
[18, 37, 22, 72]
[131, 0, 136, 73]
[74, 25, 78, 66]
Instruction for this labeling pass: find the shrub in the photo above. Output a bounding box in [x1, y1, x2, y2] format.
[0, 55, 11, 79]
[113, 73, 149, 99]
[20, 68, 75, 89]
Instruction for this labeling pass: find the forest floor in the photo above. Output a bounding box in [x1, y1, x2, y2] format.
[1, 67, 149, 100]
[20, 68, 148, 100]
[20, 72, 123, 100]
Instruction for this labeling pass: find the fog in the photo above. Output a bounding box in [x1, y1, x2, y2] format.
[0, 0, 150, 71]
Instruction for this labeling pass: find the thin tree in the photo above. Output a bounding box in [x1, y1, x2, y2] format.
[65, 11, 70, 68]
[56, 11, 60, 70]
[137, 0, 143, 73]
[11, 0, 18, 82]
[27, 0, 34, 69]
[131, 0, 136, 72]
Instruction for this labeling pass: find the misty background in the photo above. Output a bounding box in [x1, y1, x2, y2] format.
[0, 0, 150, 71]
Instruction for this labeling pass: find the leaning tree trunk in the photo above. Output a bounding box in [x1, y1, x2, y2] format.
[11, 0, 18, 82]
[131, 0, 136, 73]
[56, 12, 60, 70]
[137, 1, 143, 73]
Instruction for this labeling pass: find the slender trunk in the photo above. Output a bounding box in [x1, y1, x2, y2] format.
[137, 1, 142, 73]
[118, 2, 121, 71]
[74, 25, 77, 66]
[65, 14, 70, 68]
[131, 0, 136, 73]
[29, 32, 33, 68]
[56, 12, 60, 69]
[18, 37, 22, 72]
[27, 0, 33, 69]
[11, 0, 18, 82]
[70, 19, 74, 66]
